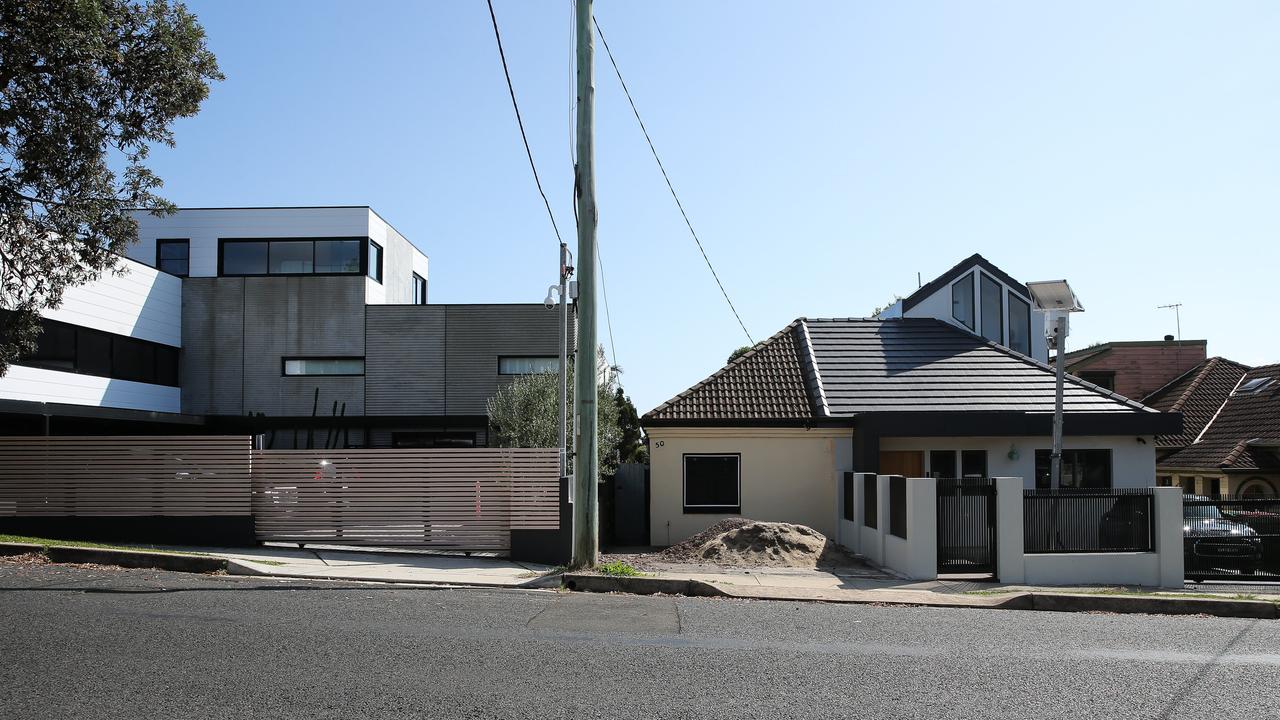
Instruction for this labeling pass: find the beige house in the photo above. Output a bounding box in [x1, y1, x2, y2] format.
[642, 256, 1181, 545]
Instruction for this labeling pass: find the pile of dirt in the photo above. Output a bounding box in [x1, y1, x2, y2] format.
[660, 518, 852, 569]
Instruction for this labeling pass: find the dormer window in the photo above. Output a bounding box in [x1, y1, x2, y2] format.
[951, 273, 975, 330]
[1007, 292, 1031, 356]
[980, 273, 1002, 344]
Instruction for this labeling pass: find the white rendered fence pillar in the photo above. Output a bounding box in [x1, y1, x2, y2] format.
[1152, 486, 1185, 589]
[906, 476, 937, 580]
[993, 476, 1025, 584]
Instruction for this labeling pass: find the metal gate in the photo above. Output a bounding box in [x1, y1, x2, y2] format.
[937, 477, 997, 577]
[1184, 496, 1280, 582]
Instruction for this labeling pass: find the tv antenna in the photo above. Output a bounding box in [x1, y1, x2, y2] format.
[1157, 303, 1182, 342]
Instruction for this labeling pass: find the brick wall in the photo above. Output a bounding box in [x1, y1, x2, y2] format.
[1069, 342, 1207, 401]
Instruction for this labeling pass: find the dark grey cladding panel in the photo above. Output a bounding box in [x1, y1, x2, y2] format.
[241, 276, 366, 417]
[365, 305, 447, 415]
[181, 278, 244, 415]
[444, 304, 564, 416]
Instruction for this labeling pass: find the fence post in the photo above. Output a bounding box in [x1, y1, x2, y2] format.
[1152, 486, 1184, 588]
[907, 476, 937, 580]
[993, 477, 1025, 584]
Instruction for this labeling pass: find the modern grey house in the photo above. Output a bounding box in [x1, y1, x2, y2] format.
[0, 207, 567, 447]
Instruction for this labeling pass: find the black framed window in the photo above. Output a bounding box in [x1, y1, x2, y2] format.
[980, 273, 1002, 344]
[1007, 292, 1031, 356]
[683, 454, 740, 513]
[156, 239, 190, 277]
[1079, 371, 1116, 391]
[12, 316, 178, 386]
[961, 449, 988, 478]
[282, 357, 365, 376]
[951, 273, 975, 330]
[220, 238, 368, 277]
[367, 240, 383, 283]
[499, 356, 558, 374]
[929, 450, 957, 478]
[1034, 449, 1112, 489]
[412, 273, 427, 305]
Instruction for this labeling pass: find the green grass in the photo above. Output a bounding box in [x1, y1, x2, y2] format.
[0, 534, 202, 556]
[597, 560, 642, 577]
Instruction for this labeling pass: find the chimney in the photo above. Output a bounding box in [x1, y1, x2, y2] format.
[1163, 334, 1174, 342]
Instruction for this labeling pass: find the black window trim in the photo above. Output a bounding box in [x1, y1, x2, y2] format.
[1006, 289, 1033, 357]
[497, 355, 560, 375]
[155, 238, 190, 277]
[682, 452, 742, 514]
[979, 271, 1003, 345]
[217, 237, 370, 278]
[12, 315, 180, 387]
[951, 271, 975, 330]
[367, 239, 384, 284]
[280, 356, 366, 377]
[1034, 448, 1114, 490]
[412, 272, 427, 305]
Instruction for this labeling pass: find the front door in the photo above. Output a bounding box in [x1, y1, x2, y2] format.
[879, 451, 924, 477]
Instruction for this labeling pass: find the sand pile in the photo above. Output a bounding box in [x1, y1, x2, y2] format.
[659, 518, 850, 569]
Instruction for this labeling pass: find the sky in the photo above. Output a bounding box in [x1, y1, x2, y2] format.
[151, 1, 1280, 413]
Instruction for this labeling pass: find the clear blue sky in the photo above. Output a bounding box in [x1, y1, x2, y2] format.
[152, 1, 1280, 413]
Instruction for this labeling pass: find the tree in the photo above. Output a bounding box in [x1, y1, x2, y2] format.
[613, 386, 646, 465]
[0, 0, 222, 372]
[486, 370, 623, 477]
[728, 345, 752, 363]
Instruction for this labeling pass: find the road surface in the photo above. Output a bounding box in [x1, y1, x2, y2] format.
[1, 562, 1277, 719]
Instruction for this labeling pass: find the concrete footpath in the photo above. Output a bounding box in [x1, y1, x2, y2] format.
[206, 545, 554, 587]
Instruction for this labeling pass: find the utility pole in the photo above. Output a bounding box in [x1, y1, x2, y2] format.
[1049, 314, 1067, 490]
[556, 243, 573, 482]
[571, 0, 599, 569]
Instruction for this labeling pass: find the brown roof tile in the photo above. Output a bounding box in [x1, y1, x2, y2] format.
[1143, 357, 1251, 448]
[1159, 363, 1280, 471]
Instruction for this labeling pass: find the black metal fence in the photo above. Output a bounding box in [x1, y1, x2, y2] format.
[1184, 496, 1280, 582]
[937, 477, 997, 575]
[1023, 488, 1154, 553]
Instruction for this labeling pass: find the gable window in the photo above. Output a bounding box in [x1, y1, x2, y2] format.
[156, 239, 190, 277]
[412, 273, 427, 305]
[499, 356, 558, 375]
[1034, 449, 1112, 489]
[367, 240, 384, 283]
[951, 273, 975, 330]
[1007, 292, 1031, 356]
[683, 454, 740, 513]
[980, 273, 1002, 344]
[282, 357, 365, 376]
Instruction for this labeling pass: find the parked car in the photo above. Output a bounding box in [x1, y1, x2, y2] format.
[1184, 496, 1263, 578]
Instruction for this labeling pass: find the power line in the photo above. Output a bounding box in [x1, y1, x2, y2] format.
[486, 0, 563, 245]
[597, 245, 618, 370]
[592, 16, 754, 345]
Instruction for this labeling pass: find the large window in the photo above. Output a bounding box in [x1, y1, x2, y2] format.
[683, 454, 740, 513]
[282, 357, 365, 376]
[980, 273, 1002, 344]
[1007, 291, 1031, 356]
[156, 239, 190, 277]
[412, 273, 427, 305]
[367, 240, 383, 283]
[220, 238, 367, 277]
[961, 449, 988, 478]
[499, 356, 558, 375]
[14, 317, 179, 386]
[929, 450, 957, 478]
[1034, 449, 1113, 489]
[951, 273, 975, 330]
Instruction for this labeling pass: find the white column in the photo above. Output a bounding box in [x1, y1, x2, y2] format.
[1153, 486, 1185, 589]
[907, 476, 938, 580]
[993, 476, 1025, 584]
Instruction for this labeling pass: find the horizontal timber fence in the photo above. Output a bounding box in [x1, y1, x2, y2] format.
[0, 437, 565, 556]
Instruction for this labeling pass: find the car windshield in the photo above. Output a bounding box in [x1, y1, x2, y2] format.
[1184, 503, 1224, 520]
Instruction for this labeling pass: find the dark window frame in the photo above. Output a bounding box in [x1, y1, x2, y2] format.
[367, 239, 383, 283]
[498, 356, 559, 375]
[1034, 449, 1114, 490]
[961, 449, 988, 478]
[979, 272, 1003, 345]
[951, 272, 975, 330]
[1079, 371, 1116, 391]
[280, 356, 366, 377]
[412, 272, 427, 305]
[682, 453, 741, 514]
[217, 237, 370, 278]
[1007, 290, 1032, 356]
[12, 315, 179, 387]
[155, 238, 190, 277]
[391, 431, 477, 448]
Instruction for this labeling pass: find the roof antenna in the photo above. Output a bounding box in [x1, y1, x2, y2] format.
[917, 271, 922, 289]
[1158, 302, 1183, 367]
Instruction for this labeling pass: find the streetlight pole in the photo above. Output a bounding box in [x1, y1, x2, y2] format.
[571, 0, 599, 569]
[1050, 313, 1067, 490]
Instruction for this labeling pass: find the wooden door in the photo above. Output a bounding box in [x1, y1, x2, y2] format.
[879, 450, 924, 477]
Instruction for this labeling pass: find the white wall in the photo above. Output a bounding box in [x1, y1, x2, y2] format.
[879, 436, 1156, 489]
[0, 366, 180, 413]
[647, 427, 850, 546]
[42, 257, 181, 347]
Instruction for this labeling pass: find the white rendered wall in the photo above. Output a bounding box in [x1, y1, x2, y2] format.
[42, 257, 181, 347]
[0, 366, 180, 413]
[878, 436, 1156, 490]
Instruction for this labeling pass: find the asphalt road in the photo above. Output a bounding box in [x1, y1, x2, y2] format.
[1, 562, 1278, 720]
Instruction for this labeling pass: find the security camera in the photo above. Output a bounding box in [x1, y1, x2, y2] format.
[543, 284, 560, 310]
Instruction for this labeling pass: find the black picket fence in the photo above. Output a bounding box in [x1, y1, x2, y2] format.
[1023, 488, 1154, 554]
[1184, 495, 1280, 582]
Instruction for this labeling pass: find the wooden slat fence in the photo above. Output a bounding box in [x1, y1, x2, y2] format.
[0, 436, 252, 517]
[250, 448, 560, 550]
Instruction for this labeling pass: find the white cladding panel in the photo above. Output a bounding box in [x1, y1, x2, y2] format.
[41, 257, 181, 347]
[0, 365, 180, 413]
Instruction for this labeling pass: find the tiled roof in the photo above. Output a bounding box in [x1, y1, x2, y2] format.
[1159, 363, 1280, 471]
[643, 321, 815, 423]
[643, 317, 1160, 423]
[1143, 357, 1251, 448]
